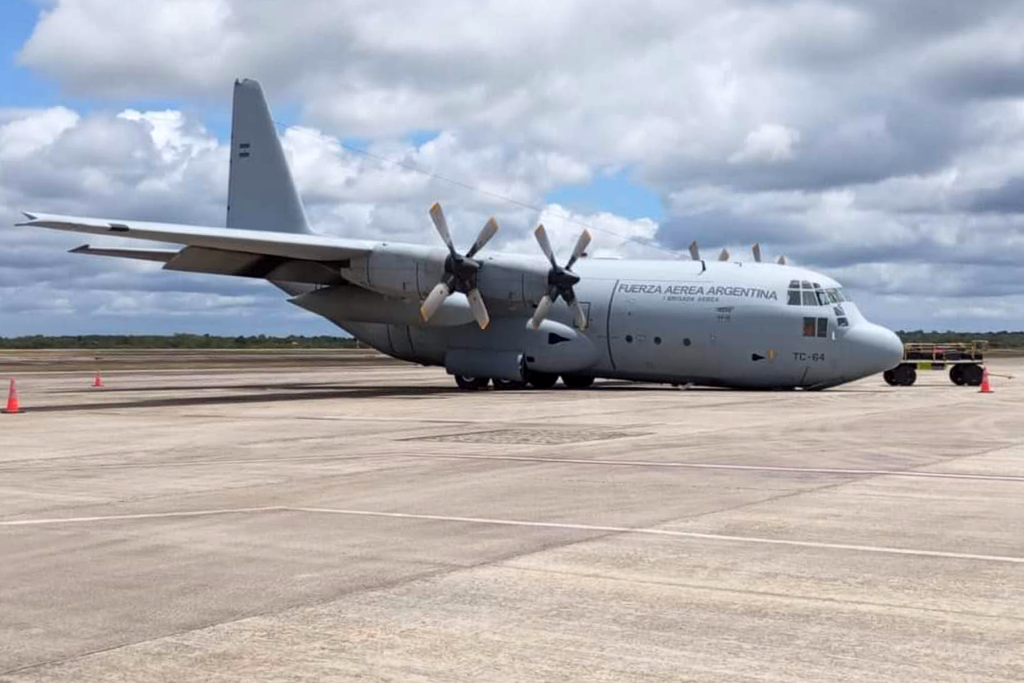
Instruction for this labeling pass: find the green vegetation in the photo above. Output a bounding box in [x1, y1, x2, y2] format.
[897, 331, 1024, 349]
[0, 334, 359, 349]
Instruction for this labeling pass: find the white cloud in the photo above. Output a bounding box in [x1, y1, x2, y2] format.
[0, 106, 79, 159]
[728, 124, 801, 164]
[5, 0, 1024, 332]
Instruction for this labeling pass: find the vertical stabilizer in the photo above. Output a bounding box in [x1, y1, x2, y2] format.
[227, 79, 311, 234]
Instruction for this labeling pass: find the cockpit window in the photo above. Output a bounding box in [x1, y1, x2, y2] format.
[789, 280, 837, 306]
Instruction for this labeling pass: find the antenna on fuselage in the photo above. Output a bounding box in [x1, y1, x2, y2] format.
[752, 243, 762, 263]
[688, 241, 700, 261]
[777, 255, 787, 265]
[718, 248, 730, 262]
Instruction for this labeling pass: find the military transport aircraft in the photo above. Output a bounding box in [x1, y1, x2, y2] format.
[17, 79, 903, 390]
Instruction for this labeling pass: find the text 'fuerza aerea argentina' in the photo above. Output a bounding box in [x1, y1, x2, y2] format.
[617, 282, 779, 301]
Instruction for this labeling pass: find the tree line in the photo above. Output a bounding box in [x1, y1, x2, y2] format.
[0, 334, 360, 349]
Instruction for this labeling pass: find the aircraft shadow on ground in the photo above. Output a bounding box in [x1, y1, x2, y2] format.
[24, 379, 892, 412]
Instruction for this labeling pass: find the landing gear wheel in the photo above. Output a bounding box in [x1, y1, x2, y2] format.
[961, 363, 983, 387]
[454, 375, 490, 391]
[950, 365, 966, 386]
[884, 363, 917, 387]
[524, 370, 559, 389]
[493, 378, 527, 390]
[561, 374, 595, 389]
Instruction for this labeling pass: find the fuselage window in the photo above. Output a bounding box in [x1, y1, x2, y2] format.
[802, 317, 816, 337]
[837, 317, 849, 327]
[817, 318, 828, 338]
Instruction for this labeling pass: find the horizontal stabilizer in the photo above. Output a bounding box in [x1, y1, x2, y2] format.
[70, 245, 178, 262]
[20, 212, 373, 262]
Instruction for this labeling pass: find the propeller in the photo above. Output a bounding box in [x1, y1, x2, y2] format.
[419, 203, 498, 329]
[689, 241, 701, 261]
[752, 243, 762, 263]
[529, 225, 591, 330]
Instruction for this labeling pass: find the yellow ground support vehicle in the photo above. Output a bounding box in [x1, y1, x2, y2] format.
[884, 341, 987, 386]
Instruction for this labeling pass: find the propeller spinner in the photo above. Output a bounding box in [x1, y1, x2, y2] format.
[419, 203, 498, 329]
[529, 225, 591, 330]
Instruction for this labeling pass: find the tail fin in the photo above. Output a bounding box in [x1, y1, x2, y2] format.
[227, 79, 311, 234]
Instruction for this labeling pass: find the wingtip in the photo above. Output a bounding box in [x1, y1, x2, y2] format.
[15, 211, 39, 226]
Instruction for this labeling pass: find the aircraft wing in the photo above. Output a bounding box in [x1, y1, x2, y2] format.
[18, 212, 374, 263]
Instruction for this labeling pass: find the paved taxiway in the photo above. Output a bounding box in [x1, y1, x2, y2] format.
[0, 352, 1022, 681]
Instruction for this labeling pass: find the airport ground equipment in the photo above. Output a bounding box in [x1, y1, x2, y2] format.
[884, 341, 988, 387]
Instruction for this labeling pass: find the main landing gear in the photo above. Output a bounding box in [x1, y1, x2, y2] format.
[452, 372, 595, 391]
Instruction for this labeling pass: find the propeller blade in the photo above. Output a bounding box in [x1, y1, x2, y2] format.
[466, 217, 498, 259]
[429, 203, 456, 256]
[777, 255, 787, 265]
[752, 243, 762, 263]
[570, 299, 588, 330]
[689, 241, 700, 261]
[534, 224, 558, 268]
[529, 294, 554, 329]
[565, 230, 592, 270]
[718, 248, 730, 262]
[466, 288, 490, 329]
[420, 280, 451, 322]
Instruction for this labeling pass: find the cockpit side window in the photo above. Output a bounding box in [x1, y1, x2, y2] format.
[801, 290, 818, 306]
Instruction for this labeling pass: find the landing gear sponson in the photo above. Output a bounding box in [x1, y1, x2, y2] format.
[453, 373, 594, 390]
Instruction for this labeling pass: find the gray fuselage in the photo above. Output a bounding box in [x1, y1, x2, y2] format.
[295, 255, 903, 390]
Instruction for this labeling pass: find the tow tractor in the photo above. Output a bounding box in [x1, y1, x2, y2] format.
[884, 341, 987, 387]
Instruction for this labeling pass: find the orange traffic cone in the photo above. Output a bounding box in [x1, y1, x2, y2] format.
[93, 371, 104, 388]
[979, 366, 993, 394]
[3, 379, 22, 414]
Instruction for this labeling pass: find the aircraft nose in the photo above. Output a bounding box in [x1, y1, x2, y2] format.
[845, 323, 903, 376]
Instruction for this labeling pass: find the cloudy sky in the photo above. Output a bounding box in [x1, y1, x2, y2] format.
[1, 0, 1023, 335]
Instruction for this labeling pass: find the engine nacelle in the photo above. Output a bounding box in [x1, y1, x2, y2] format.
[341, 243, 550, 312]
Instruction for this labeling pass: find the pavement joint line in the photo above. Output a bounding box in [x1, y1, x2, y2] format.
[0, 507, 282, 526]
[6, 505, 1023, 564]
[3, 501, 1024, 564]
[382, 453, 1024, 482]
[287, 507, 1024, 564]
